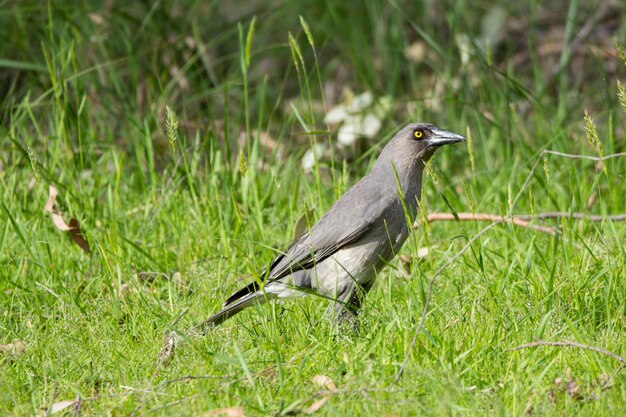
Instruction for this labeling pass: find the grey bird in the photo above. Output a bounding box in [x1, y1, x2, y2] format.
[202, 123, 465, 328]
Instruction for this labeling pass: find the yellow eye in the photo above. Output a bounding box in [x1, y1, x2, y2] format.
[414, 130, 423, 139]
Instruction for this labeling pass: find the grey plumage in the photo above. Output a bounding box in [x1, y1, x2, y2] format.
[202, 123, 465, 328]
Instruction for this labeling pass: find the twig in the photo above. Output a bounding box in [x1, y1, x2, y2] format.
[541, 150, 626, 161]
[513, 339, 626, 370]
[416, 212, 558, 235]
[414, 211, 626, 235]
[514, 212, 626, 222]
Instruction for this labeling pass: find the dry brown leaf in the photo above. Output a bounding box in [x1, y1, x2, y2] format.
[0, 340, 26, 356]
[68, 218, 91, 253]
[565, 380, 582, 399]
[44, 185, 57, 212]
[312, 375, 336, 391]
[551, 368, 585, 401]
[37, 398, 81, 417]
[304, 375, 337, 414]
[44, 186, 71, 231]
[44, 186, 91, 253]
[304, 397, 328, 414]
[49, 399, 80, 414]
[203, 406, 245, 417]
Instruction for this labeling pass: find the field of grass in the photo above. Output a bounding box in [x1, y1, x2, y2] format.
[1, 1, 626, 415]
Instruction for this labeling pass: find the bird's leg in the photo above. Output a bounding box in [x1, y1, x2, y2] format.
[326, 280, 374, 330]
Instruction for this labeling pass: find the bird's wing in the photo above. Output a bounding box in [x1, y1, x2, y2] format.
[270, 222, 369, 279]
[265, 188, 393, 283]
[220, 224, 368, 307]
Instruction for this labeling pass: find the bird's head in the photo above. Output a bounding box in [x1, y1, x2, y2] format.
[400, 122, 465, 157]
[379, 123, 466, 168]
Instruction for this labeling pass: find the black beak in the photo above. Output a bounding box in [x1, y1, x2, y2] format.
[426, 127, 466, 147]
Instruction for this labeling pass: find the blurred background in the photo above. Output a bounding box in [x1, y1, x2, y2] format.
[2, 0, 625, 170]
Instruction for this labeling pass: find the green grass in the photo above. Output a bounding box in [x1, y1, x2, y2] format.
[1, 0, 626, 415]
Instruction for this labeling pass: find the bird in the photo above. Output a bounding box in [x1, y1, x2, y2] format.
[201, 123, 465, 329]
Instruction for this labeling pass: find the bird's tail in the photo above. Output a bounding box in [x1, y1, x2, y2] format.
[200, 290, 273, 329]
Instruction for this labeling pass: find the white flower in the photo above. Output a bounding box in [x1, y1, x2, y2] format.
[324, 106, 349, 125]
[337, 114, 382, 146]
[324, 91, 384, 147]
[301, 143, 327, 172]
